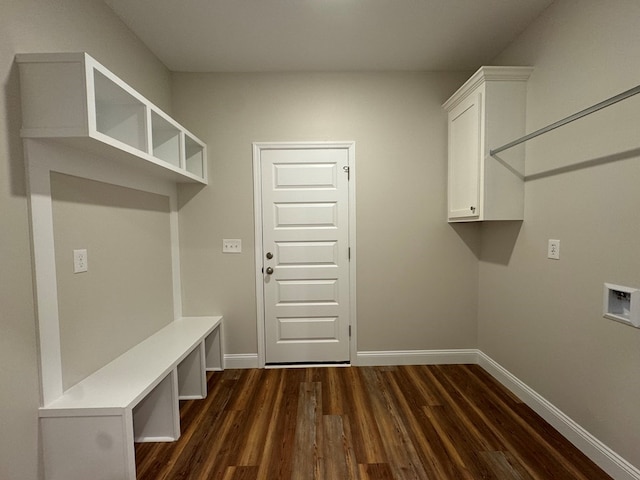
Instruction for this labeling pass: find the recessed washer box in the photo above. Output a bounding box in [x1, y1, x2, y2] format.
[603, 283, 640, 328]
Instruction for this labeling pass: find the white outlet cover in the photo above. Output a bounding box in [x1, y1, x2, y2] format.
[73, 249, 88, 273]
[223, 239, 242, 253]
[547, 239, 560, 260]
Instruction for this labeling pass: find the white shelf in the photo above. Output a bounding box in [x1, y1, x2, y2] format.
[16, 52, 207, 184]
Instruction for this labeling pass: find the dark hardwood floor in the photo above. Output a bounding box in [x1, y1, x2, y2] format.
[135, 365, 611, 479]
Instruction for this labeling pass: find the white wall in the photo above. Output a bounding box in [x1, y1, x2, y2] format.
[480, 0, 640, 468]
[6, 0, 638, 477]
[0, 1, 171, 478]
[172, 72, 480, 357]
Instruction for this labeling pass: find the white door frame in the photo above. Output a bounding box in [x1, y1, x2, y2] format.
[252, 141, 357, 368]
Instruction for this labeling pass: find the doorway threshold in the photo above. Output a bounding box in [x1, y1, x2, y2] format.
[265, 361, 351, 369]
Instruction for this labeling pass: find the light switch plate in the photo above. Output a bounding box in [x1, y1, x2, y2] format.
[223, 239, 242, 253]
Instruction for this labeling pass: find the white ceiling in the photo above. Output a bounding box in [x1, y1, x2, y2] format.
[104, 0, 554, 73]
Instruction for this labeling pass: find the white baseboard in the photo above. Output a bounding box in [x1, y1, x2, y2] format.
[223, 353, 259, 369]
[478, 352, 640, 480]
[356, 349, 479, 366]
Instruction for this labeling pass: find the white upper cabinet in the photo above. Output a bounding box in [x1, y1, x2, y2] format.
[443, 66, 532, 222]
[17, 52, 207, 184]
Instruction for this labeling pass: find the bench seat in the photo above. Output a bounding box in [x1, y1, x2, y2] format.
[39, 315, 223, 480]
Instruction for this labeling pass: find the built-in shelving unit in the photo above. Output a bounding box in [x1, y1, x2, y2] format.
[17, 52, 215, 480]
[16, 52, 207, 184]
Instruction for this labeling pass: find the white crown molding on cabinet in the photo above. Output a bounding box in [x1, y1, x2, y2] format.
[443, 66, 534, 112]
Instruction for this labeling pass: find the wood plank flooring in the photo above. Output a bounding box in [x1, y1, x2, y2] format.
[135, 365, 611, 479]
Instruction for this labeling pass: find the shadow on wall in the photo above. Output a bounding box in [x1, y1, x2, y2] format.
[525, 147, 640, 182]
[450, 221, 523, 266]
[177, 183, 207, 209]
[449, 222, 482, 259]
[5, 61, 26, 197]
[447, 148, 639, 267]
[479, 221, 523, 266]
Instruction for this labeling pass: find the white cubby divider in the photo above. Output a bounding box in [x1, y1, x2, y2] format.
[185, 133, 206, 178]
[16, 52, 207, 184]
[151, 110, 182, 168]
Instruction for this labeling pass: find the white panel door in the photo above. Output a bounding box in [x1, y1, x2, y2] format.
[261, 147, 350, 364]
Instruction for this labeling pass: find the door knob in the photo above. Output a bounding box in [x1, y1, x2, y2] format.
[265, 266, 274, 275]
[266, 252, 273, 259]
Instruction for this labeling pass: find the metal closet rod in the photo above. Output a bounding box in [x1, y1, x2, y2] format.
[490, 84, 640, 156]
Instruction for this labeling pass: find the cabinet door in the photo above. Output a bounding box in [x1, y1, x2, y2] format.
[447, 92, 482, 220]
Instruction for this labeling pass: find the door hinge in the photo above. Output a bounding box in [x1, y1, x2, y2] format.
[348, 247, 351, 260]
[349, 325, 351, 337]
[343, 165, 350, 180]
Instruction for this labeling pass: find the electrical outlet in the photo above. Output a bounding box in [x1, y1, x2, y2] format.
[73, 249, 88, 273]
[222, 239, 242, 253]
[547, 239, 560, 260]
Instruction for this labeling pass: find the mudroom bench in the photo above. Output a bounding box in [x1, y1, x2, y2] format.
[39, 315, 223, 480]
